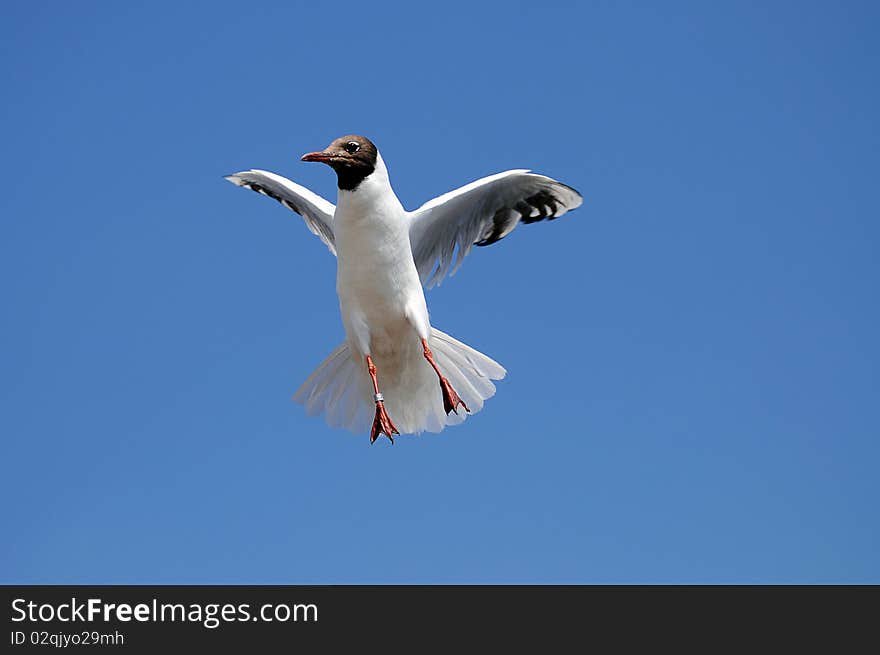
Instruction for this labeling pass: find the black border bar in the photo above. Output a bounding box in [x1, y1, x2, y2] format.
[2, 585, 876, 651]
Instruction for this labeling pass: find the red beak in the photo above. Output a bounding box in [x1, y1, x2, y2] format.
[301, 151, 333, 163]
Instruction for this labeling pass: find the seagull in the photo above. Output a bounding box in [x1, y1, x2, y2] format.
[225, 135, 582, 443]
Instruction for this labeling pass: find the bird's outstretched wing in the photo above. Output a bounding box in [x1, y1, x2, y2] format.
[225, 169, 337, 255]
[408, 170, 583, 287]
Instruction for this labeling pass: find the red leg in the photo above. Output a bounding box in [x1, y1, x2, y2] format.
[421, 338, 469, 415]
[366, 355, 399, 444]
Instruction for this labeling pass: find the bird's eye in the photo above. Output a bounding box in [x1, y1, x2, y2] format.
[344, 141, 360, 154]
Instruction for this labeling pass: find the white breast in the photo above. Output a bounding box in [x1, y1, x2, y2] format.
[333, 154, 429, 357]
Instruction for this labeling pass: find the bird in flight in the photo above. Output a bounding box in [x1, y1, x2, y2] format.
[226, 135, 582, 443]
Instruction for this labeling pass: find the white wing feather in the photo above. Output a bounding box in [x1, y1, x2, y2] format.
[408, 170, 583, 287]
[225, 169, 337, 255]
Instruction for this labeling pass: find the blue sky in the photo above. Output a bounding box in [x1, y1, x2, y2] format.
[1, 1, 878, 583]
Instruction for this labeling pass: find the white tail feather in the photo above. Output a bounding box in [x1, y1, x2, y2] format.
[293, 328, 506, 436]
